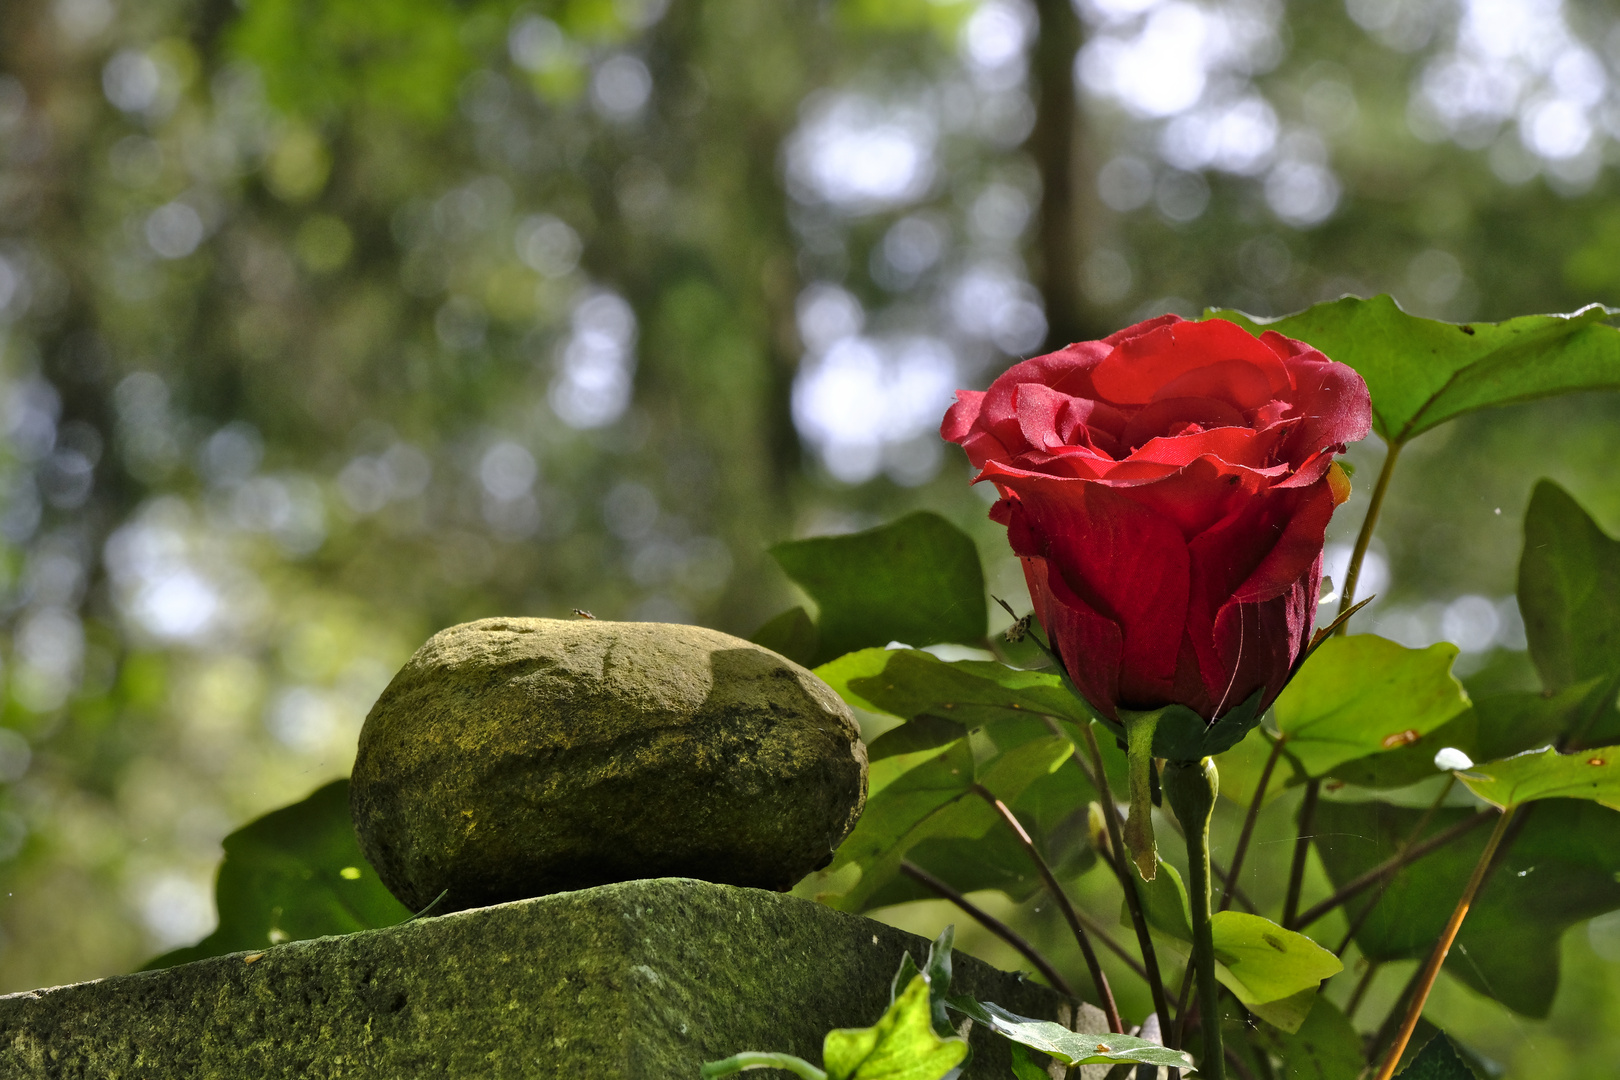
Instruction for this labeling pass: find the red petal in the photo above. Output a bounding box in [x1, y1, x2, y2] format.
[1092, 319, 1290, 406]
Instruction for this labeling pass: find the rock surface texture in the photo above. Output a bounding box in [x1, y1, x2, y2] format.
[0, 878, 1108, 1079]
[351, 618, 868, 913]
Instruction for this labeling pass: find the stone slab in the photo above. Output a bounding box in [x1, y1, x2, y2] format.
[0, 877, 1106, 1079]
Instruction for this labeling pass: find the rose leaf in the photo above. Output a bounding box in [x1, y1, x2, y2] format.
[769, 511, 987, 665]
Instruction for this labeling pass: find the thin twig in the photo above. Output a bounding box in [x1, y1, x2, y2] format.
[1371, 808, 1517, 1080]
[1335, 779, 1460, 954]
[1280, 779, 1319, 928]
[976, 785, 1125, 1033]
[1336, 440, 1403, 625]
[900, 860, 1074, 997]
[1171, 961, 1196, 1050]
[1344, 959, 1382, 1023]
[1220, 738, 1283, 912]
[1054, 715, 1175, 1030]
[1293, 808, 1493, 932]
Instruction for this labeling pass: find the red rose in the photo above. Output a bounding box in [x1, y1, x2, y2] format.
[942, 315, 1372, 721]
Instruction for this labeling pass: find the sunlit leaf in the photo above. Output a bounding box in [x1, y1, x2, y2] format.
[815, 648, 894, 714]
[142, 779, 411, 970]
[771, 512, 987, 665]
[1215, 295, 1620, 444]
[848, 648, 1094, 728]
[1454, 744, 1620, 810]
[819, 736, 1072, 911]
[822, 973, 968, 1080]
[1270, 635, 1470, 779]
[1518, 479, 1620, 693]
[1330, 675, 1619, 789]
[1314, 798, 1620, 1016]
[946, 997, 1196, 1071]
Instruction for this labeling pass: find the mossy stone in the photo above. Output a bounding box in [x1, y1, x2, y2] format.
[351, 618, 867, 913]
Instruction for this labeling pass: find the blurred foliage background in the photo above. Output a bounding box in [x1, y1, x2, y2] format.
[5, 0, 1620, 1072]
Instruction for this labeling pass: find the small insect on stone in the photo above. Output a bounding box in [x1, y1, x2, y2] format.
[572, 609, 596, 620]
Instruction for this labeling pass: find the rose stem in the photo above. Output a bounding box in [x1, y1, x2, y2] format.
[1371, 807, 1517, 1080]
[1219, 738, 1283, 913]
[974, 785, 1126, 1033]
[1336, 439, 1403, 625]
[1050, 715, 1176, 1031]
[1292, 807, 1492, 933]
[1343, 959, 1382, 1023]
[1161, 812, 1260, 914]
[899, 859, 1075, 997]
[1279, 778, 1320, 929]
[1163, 758, 1226, 1080]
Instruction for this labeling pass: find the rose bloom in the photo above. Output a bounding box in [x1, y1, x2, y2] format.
[943, 315, 1372, 721]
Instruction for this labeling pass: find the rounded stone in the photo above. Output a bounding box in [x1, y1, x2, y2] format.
[350, 617, 868, 913]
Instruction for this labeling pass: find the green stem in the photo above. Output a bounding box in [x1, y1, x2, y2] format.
[1371, 807, 1517, 1080]
[1220, 737, 1283, 912]
[701, 1052, 827, 1080]
[899, 860, 1074, 997]
[1069, 717, 1175, 1031]
[1163, 758, 1225, 1080]
[1280, 779, 1319, 929]
[1336, 439, 1402, 628]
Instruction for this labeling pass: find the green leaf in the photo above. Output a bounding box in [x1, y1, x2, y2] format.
[815, 648, 894, 715]
[1271, 635, 1470, 779]
[1253, 997, 1364, 1080]
[142, 779, 411, 970]
[1120, 688, 1269, 764]
[1215, 726, 1302, 809]
[771, 512, 987, 665]
[1215, 295, 1620, 444]
[945, 998, 1196, 1071]
[1454, 744, 1620, 810]
[822, 973, 968, 1080]
[1314, 798, 1620, 1016]
[847, 649, 1094, 728]
[1329, 675, 1619, 790]
[1518, 479, 1620, 693]
[1007, 1043, 1049, 1080]
[1126, 864, 1342, 1032]
[753, 605, 820, 667]
[1397, 1034, 1481, 1080]
[820, 736, 1072, 911]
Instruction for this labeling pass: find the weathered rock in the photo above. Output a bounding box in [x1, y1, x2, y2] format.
[351, 617, 867, 913]
[0, 878, 1106, 1079]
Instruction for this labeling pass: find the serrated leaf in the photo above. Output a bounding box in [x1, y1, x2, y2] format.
[1454, 744, 1620, 810]
[1253, 996, 1364, 1080]
[1518, 480, 1620, 693]
[1329, 675, 1619, 790]
[1270, 635, 1470, 779]
[821, 736, 1072, 911]
[771, 512, 987, 665]
[1314, 798, 1620, 1016]
[823, 973, 968, 1080]
[946, 998, 1196, 1071]
[142, 779, 411, 970]
[1215, 296, 1620, 444]
[1397, 1034, 1480, 1080]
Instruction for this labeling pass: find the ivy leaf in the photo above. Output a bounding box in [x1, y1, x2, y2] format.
[1215, 296, 1620, 444]
[1518, 479, 1620, 693]
[1270, 635, 1470, 779]
[142, 779, 411, 970]
[1397, 1033, 1481, 1080]
[1330, 675, 1619, 790]
[815, 648, 893, 715]
[1453, 744, 1620, 810]
[771, 512, 987, 665]
[1314, 798, 1620, 1016]
[822, 973, 968, 1080]
[819, 736, 1072, 911]
[945, 998, 1196, 1071]
[1253, 996, 1364, 1080]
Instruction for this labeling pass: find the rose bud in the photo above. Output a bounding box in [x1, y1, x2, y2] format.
[942, 315, 1372, 724]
